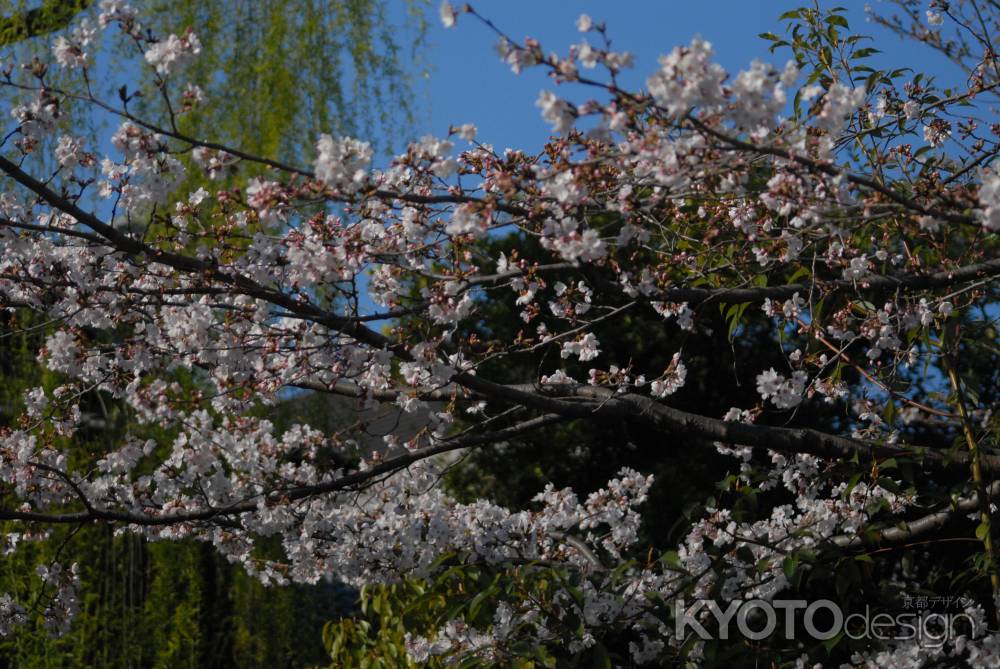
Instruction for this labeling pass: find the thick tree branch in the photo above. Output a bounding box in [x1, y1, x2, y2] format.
[463, 257, 1000, 307]
[446, 377, 1000, 473]
[291, 375, 998, 473]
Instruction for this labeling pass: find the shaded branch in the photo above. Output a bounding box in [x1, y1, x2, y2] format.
[449, 377, 1000, 473]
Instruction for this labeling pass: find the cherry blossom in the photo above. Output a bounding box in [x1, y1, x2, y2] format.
[0, 2, 998, 665]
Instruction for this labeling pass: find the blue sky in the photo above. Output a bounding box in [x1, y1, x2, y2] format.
[415, 1, 953, 152]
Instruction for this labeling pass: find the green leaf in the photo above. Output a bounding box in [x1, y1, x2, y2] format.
[566, 585, 585, 609]
[826, 14, 849, 28]
[844, 472, 862, 496]
[468, 587, 494, 621]
[852, 47, 880, 59]
[813, 297, 825, 323]
[822, 631, 845, 653]
[782, 555, 799, 579]
[876, 477, 902, 495]
[661, 550, 682, 570]
[786, 266, 812, 284]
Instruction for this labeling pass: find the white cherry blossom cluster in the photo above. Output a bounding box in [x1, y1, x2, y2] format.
[52, 19, 97, 69]
[144, 30, 202, 76]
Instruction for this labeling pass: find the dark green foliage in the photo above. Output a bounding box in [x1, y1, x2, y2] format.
[0, 529, 353, 668]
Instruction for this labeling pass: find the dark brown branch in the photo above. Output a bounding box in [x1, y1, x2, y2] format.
[464, 257, 1000, 307]
[448, 377, 1000, 473]
[291, 379, 461, 402]
[294, 375, 998, 473]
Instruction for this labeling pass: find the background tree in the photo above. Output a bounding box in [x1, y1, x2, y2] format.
[0, 1, 91, 47]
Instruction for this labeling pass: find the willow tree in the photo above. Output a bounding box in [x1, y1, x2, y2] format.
[138, 0, 427, 161]
[0, 1, 91, 47]
[1, 0, 425, 152]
